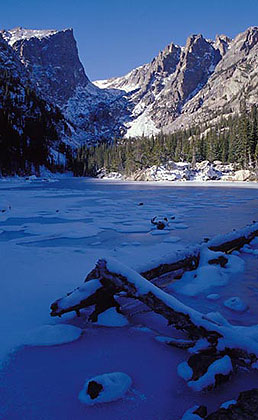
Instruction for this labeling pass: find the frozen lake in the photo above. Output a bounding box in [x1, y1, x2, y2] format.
[0, 178, 258, 419]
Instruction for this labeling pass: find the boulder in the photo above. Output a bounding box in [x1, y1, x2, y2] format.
[233, 170, 252, 181]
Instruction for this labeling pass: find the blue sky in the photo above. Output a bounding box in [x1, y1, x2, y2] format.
[2, 0, 257, 80]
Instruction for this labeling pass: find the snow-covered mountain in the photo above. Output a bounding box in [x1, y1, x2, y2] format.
[2, 27, 90, 105]
[1, 25, 258, 148]
[2, 27, 130, 144]
[95, 27, 258, 137]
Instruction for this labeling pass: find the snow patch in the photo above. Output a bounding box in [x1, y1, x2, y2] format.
[177, 361, 193, 381]
[95, 308, 129, 327]
[58, 279, 102, 311]
[220, 399, 237, 409]
[3, 27, 59, 46]
[188, 356, 232, 391]
[223, 297, 248, 312]
[22, 324, 82, 346]
[206, 294, 220, 301]
[171, 246, 244, 297]
[124, 107, 159, 138]
[78, 372, 132, 405]
[181, 406, 203, 420]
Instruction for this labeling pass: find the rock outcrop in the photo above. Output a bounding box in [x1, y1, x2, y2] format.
[98, 160, 256, 182]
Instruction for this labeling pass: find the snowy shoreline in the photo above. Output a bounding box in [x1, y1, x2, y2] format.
[98, 160, 258, 185]
[91, 178, 258, 189]
[1, 171, 258, 190]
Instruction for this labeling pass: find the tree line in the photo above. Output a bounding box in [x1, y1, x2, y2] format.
[0, 70, 72, 176]
[72, 105, 258, 177]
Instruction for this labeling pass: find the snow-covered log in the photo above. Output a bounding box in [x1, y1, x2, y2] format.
[51, 257, 258, 357]
[85, 222, 258, 281]
[51, 222, 258, 323]
[208, 221, 258, 253]
[50, 278, 121, 318]
[50, 253, 258, 390]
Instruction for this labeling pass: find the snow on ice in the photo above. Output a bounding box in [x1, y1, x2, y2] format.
[22, 324, 82, 346]
[220, 399, 237, 409]
[181, 405, 203, 420]
[223, 296, 248, 312]
[95, 308, 129, 327]
[0, 177, 258, 419]
[169, 245, 245, 297]
[177, 361, 193, 381]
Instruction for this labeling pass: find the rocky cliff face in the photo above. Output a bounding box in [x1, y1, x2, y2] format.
[2, 27, 89, 105]
[95, 27, 257, 138]
[148, 34, 222, 128]
[95, 32, 231, 136]
[3, 27, 130, 144]
[168, 26, 258, 133]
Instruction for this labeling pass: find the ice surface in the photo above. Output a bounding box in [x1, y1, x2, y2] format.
[0, 178, 258, 419]
[163, 236, 181, 243]
[174, 223, 189, 229]
[21, 222, 101, 239]
[150, 229, 169, 235]
[78, 372, 132, 405]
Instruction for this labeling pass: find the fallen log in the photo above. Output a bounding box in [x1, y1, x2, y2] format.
[51, 256, 258, 361]
[85, 222, 258, 282]
[51, 256, 258, 390]
[185, 388, 258, 419]
[51, 222, 258, 324]
[50, 222, 258, 390]
[51, 221, 258, 319]
[50, 278, 120, 318]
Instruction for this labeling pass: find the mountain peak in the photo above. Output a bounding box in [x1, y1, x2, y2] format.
[3, 26, 89, 105]
[1, 27, 63, 46]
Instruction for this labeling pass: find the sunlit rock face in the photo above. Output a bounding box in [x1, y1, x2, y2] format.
[95, 27, 258, 138]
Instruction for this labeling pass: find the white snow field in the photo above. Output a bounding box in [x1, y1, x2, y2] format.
[0, 177, 258, 419]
